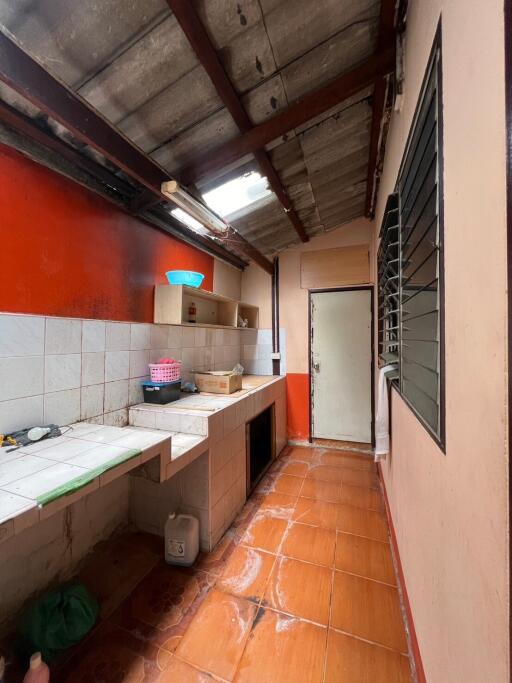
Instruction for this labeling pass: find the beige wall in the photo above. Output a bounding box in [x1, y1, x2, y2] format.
[279, 217, 372, 374]
[374, 2, 509, 681]
[241, 262, 272, 329]
[213, 258, 242, 301]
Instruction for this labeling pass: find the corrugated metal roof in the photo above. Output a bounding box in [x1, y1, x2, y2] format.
[0, 0, 382, 257]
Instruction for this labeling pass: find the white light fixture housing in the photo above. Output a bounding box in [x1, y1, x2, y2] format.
[161, 180, 229, 235]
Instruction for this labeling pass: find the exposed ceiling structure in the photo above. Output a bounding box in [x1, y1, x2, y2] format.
[0, 0, 398, 268]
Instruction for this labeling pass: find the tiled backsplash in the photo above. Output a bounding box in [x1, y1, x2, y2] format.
[0, 313, 246, 433]
[241, 328, 286, 376]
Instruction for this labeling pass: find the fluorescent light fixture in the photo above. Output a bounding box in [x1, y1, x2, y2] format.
[161, 180, 229, 235]
[171, 208, 209, 235]
[203, 171, 271, 217]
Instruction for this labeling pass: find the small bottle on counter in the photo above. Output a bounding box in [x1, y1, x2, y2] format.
[22, 653, 49, 683]
[188, 301, 197, 323]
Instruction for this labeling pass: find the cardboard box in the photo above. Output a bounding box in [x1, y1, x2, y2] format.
[195, 371, 242, 394]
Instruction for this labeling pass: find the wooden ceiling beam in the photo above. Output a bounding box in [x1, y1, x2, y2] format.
[0, 30, 273, 273]
[177, 46, 396, 184]
[157, 0, 308, 242]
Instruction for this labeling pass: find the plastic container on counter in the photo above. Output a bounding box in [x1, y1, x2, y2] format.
[141, 380, 181, 405]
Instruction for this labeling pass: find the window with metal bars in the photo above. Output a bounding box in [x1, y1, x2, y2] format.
[378, 29, 444, 445]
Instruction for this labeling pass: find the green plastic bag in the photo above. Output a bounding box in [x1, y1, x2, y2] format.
[18, 583, 99, 663]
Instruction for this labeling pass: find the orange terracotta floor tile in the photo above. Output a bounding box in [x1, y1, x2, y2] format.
[301, 477, 342, 502]
[54, 620, 173, 682]
[160, 656, 219, 681]
[340, 482, 384, 511]
[257, 491, 297, 518]
[325, 629, 412, 683]
[258, 473, 303, 496]
[216, 545, 276, 602]
[176, 589, 257, 681]
[339, 467, 380, 488]
[234, 608, 327, 683]
[270, 473, 304, 496]
[281, 522, 336, 567]
[264, 557, 332, 625]
[293, 497, 338, 529]
[273, 459, 310, 477]
[331, 571, 408, 653]
[283, 447, 319, 462]
[336, 503, 389, 542]
[241, 512, 289, 553]
[305, 464, 344, 484]
[335, 532, 396, 585]
[317, 449, 376, 471]
[110, 562, 216, 653]
[38, 447, 412, 683]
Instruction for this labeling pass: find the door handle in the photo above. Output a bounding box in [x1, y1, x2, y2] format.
[313, 362, 320, 372]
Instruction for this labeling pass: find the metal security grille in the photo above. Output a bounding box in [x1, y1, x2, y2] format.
[378, 34, 444, 443]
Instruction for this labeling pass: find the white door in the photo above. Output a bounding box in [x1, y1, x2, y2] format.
[311, 289, 372, 442]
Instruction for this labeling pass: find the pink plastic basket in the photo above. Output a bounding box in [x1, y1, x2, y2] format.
[149, 361, 182, 383]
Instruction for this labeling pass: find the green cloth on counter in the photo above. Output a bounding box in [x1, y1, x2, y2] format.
[36, 448, 142, 506]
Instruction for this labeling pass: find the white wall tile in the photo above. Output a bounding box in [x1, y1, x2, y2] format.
[205, 329, 214, 346]
[82, 320, 106, 352]
[213, 329, 224, 346]
[81, 384, 104, 420]
[0, 356, 44, 400]
[194, 327, 206, 347]
[104, 380, 129, 413]
[150, 325, 168, 350]
[243, 345, 257, 360]
[0, 315, 45, 357]
[105, 322, 130, 351]
[45, 318, 81, 354]
[241, 329, 257, 345]
[181, 348, 194, 370]
[213, 346, 224, 365]
[193, 347, 205, 370]
[45, 354, 81, 393]
[149, 349, 166, 364]
[182, 327, 195, 347]
[81, 352, 105, 386]
[105, 350, 129, 382]
[103, 408, 129, 427]
[204, 346, 213, 369]
[257, 329, 272, 345]
[128, 377, 146, 405]
[129, 350, 149, 378]
[168, 326, 182, 348]
[130, 324, 151, 350]
[258, 344, 272, 360]
[44, 389, 81, 426]
[0, 396, 44, 433]
[167, 348, 182, 362]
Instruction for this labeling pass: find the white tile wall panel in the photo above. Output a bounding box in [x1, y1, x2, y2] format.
[0, 315, 45, 357]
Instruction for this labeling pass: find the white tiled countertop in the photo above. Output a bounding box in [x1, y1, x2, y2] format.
[0, 422, 172, 540]
[0, 375, 284, 544]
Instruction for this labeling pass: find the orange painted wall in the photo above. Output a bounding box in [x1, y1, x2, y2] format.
[0, 145, 214, 322]
[286, 373, 310, 440]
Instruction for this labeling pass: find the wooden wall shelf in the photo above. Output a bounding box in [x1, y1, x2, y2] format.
[154, 284, 259, 329]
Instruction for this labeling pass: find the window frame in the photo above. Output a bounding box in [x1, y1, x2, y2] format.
[379, 23, 445, 451]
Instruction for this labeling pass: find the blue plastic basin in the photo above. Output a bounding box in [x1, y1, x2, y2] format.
[166, 270, 205, 288]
